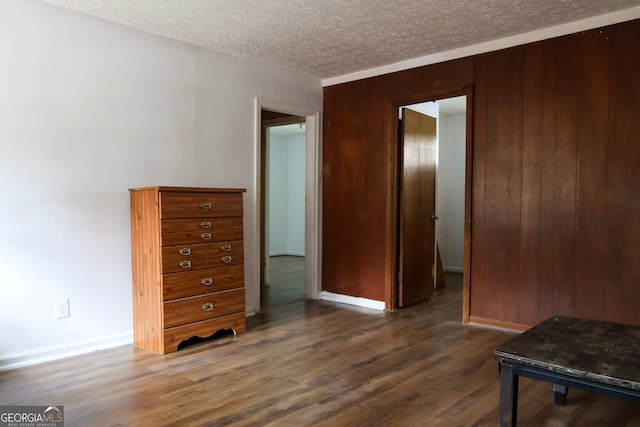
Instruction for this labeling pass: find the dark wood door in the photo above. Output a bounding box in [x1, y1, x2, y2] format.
[399, 108, 437, 307]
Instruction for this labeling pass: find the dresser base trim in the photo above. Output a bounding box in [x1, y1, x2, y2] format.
[160, 312, 246, 354]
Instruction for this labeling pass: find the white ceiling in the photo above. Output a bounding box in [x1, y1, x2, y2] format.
[39, 0, 640, 80]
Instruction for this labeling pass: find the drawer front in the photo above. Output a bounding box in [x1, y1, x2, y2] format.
[161, 244, 207, 261]
[162, 255, 208, 273]
[162, 264, 244, 301]
[161, 230, 219, 246]
[163, 288, 245, 328]
[161, 217, 243, 236]
[160, 221, 242, 246]
[160, 192, 243, 219]
[209, 240, 244, 267]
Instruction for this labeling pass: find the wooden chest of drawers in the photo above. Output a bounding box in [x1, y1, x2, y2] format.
[129, 186, 246, 354]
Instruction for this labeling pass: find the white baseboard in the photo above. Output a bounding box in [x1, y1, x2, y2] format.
[444, 266, 464, 273]
[0, 331, 134, 372]
[319, 291, 386, 311]
[0, 311, 261, 371]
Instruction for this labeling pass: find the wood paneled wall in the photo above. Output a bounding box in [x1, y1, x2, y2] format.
[323, 77, 392, 303]
[472, 20, 640, 328]
[323, 61, 473, 307]
[323, 19, 640, 327]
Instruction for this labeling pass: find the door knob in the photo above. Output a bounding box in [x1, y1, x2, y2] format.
[431, 214, 439, 220]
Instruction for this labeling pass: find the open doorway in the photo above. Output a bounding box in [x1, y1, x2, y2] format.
[254, 99, 321, 316]
[396, 95, 467, 312]
[261, 115, 306, 308]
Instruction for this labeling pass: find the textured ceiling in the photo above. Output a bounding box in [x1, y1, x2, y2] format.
[39, 0, 640, 79]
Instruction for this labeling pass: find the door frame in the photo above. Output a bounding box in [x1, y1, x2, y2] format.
[254, 98, 322, 314]
[390, 86, 473, 324]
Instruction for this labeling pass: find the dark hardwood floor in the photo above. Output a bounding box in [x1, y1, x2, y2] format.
[2, 256, 640, 426]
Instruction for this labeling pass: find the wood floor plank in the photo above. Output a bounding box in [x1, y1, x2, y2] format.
[1, 257, 640, 425]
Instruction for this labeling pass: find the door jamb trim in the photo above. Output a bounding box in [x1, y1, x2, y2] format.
[254, 98, 322, 314]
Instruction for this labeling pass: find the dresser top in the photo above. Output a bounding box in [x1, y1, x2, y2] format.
[129, 186, 246, 193]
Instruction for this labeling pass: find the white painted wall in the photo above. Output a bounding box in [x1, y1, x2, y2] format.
[0, 0, 321, 369]
[286, 135, 306, 255]
[436, 113, 466, 272]
[268, 132, 305, 256]
[268, 135, 288, 254]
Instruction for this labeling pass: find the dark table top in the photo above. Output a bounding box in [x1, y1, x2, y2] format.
[495, 316, 640, 390]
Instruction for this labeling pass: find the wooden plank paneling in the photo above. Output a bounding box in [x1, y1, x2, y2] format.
[470, 55, 489, 319]
[322, 76, 391, 301]
[506, 48, 524, 322]
[519, 41, 544, 326]
[470, 19, 640, 328]
[551, 35, 579, 317]
[573, 28, 610, 320]
[388, 57, 475, 103]
[481, 49, 516, 321]
[605, 21, 640, 325]
[537, 38, 559, 323]
[472, 48, 523, 323]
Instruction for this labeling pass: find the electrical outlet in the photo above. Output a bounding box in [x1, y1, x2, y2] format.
[54, 298, 70, 319]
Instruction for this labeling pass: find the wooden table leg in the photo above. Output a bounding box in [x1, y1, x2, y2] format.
[499, 362, 519, 427]
[553, 384, 568, 405]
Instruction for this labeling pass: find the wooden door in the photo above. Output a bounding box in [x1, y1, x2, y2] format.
[399, 108, 438, 307]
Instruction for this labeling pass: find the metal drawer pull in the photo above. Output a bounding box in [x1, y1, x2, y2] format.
[221, 244, 232, 252]
[201, 277, 213, 286]
[178, 248, 191, 256]
[179, 260, 192, 268]
[200, 221, 212, 228]
[221, 256, 232, 263]
[202, 302, 214, 311]
[200, 232, 212, 240]
[200, 202, 212, 210]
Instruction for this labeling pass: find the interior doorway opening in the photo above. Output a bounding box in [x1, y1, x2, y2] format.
[396, 95, 468, 314]
[260, 110, 306, 309]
